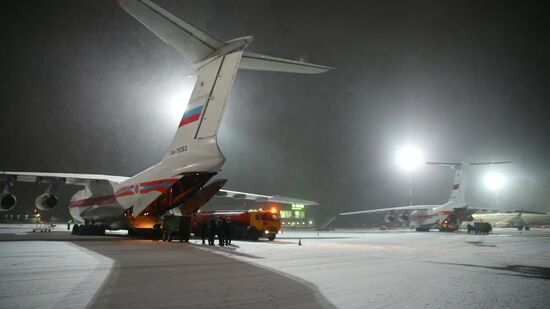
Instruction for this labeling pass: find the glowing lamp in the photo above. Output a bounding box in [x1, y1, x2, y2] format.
[395, 146, 424, 172]
[484, 172, 505, 191]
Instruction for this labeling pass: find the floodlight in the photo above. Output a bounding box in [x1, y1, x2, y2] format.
[395, 146, 424, 172]
[164, 86, 193, 124]
[484, 172, 505, 191]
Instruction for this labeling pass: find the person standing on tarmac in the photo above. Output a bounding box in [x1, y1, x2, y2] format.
[218, 218, 226, 246]
[178, 216, 189, 243]
[224, 220, 232, 246]
[208, 220, 217, 245]
[200, 221, 207, 244]
[152, 223, 162, 241]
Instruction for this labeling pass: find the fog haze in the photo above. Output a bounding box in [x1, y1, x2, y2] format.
[1, 0, 549, 220]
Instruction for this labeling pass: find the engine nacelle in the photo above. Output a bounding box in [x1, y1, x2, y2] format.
[384, 214, 395, 223]
[0, 193, 17, 211]
[398, 213, 409, 222]
[35, 193, 58, 210]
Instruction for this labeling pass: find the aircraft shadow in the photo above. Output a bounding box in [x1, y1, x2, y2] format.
[427, 261, 550, 280]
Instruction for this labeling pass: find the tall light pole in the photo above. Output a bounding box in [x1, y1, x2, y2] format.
[395, 146, 424, 206]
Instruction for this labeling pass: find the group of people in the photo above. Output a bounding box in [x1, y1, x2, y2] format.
[199, 217, 232, 246]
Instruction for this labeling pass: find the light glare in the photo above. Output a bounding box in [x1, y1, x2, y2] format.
[164, 87, 193, 125]
[484, 172, 505, 191]
[395, 146, 424, 172]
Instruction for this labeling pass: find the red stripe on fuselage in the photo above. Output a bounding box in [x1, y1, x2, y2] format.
[69, 194, 117, 208]
[140, 179, 178, 187]
[115, 191, 134, 197]
[69, 178, 179, 208]
[140, 187, 171, 194]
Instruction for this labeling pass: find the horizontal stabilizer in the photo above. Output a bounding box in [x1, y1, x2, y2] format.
[118, 0, 224, 63]
[467, 161, 512, 165]
[426, 161, 512, 167]
[240, 52, 333, 74]
[119, 0, 332, 73]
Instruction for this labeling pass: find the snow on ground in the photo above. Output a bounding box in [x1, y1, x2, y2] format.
[0, 223, 128, 236]
[0, 241, 113, 309]
[196, 228, 550, 308]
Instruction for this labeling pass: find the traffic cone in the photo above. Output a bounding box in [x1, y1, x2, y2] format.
[298, 238, 302, 246]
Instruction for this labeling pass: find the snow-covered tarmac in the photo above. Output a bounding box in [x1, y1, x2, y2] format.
[0, 241, 113, 309]
[201, 229, 550, 308]
[1, 227, 549, 308]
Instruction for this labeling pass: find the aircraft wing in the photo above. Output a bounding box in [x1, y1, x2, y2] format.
[217, 189, 318, 206]
[339, 204, 438, 216]
[0, 171, 129, 186]
[467, 207, 548, 215]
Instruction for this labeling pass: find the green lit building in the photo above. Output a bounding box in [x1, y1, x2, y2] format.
[279, 203, 315, 228]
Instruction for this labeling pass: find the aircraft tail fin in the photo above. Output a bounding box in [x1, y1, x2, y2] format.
[427, 161, 511, 207]
[119, 0, 331, 174]
[426, 163, 467, 205]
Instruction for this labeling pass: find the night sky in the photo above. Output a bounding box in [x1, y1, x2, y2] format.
[1, 0, 549, 221]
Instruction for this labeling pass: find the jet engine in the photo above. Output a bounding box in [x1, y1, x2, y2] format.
[0, 193, 17, 211]
[397, 213, 409, 222]
[35, 193, 59, 210]
[384, 214, 395, 223]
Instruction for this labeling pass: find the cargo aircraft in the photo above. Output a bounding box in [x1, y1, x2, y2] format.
[0, 0, 330, 235]
[340, 162, 512, 232]
[473, 211, 550, 230]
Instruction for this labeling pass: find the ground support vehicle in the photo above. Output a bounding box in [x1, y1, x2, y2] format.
[467, 222, 492, 234]
[192, 209, 281, 241]
[33, 222, 55, 232]
[162, 215, 191, 242]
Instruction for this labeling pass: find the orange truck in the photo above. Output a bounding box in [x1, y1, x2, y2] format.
[191, 209, 281, 241]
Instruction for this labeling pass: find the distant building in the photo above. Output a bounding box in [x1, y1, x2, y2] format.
[278, 203, 315, 228]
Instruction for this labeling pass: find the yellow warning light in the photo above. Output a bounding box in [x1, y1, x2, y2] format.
[271, 207, 277, 214]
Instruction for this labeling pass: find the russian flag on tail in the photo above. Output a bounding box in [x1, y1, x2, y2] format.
[179, 105, 203, 127]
